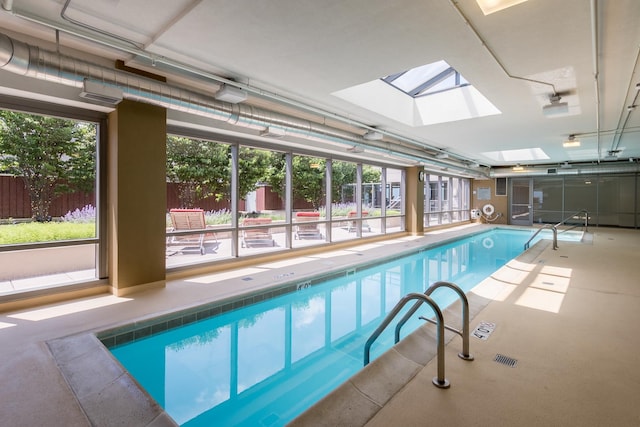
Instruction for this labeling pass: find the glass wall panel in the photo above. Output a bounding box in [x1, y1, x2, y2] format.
[564, 176, 597, 223]
[361, 165, 382, 237]
[636, 175, 640, 228]
[441, 177, 451, 224]
[423, 173, 469, 227]
[599, 174, 635, 227]
[0, 109, 99, 293]
[532, 178, 563, 224]
[617, 175, 636, 227]
[166, 136, 232, 266]
[386, 167, 404, 233]
[292, 155, 327, 248]
[461, 179, 470, 220]
[330, 160, 359, 242]
[238, 146, 284, 256]
[425, 175, 440, 226]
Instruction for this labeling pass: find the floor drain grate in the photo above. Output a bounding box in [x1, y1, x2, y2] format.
[494, 354, 518, 367]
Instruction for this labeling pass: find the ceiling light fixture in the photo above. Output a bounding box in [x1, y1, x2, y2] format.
[563, 135, 581, 148]
[260, 127, 285, 138]
[542, 94, 569, 116]
[214, 84, 248, 104]
[435, 152, 449, 159]
[79, 79, 123, 105]
[512, 164, 524, 171]
[363, 130, 383, 141]
[604, 150, 620, 161]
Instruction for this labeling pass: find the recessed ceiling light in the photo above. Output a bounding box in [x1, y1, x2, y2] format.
[476, 0, 528, 15]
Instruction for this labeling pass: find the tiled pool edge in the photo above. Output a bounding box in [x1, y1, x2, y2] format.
[47, 332, 178, 427]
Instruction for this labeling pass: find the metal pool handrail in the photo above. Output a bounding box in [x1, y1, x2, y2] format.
[363, 292, 451, 388]
[524, 209, 589, 250]
[395, 281, 474, 362]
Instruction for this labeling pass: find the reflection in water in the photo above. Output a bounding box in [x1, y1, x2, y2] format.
[111, 229, 533, 426]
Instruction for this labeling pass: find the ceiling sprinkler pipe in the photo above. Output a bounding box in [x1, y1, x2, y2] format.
[0, 31, 484, 176]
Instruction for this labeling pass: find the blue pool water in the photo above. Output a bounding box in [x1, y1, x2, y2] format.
[108, 228, 569, 426]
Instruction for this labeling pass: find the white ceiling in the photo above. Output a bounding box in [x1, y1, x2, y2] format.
[1, 0, 639, 174]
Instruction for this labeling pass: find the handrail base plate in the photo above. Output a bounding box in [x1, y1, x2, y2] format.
[432, 377, 450, 389]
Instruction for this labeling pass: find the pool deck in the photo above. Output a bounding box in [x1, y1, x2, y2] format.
[1, 224, 639, 426]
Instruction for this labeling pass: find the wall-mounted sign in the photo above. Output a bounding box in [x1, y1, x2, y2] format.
[477, 187, 491, 200]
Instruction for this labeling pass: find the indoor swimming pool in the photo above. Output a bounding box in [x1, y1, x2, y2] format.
[105, 227, 578, 426]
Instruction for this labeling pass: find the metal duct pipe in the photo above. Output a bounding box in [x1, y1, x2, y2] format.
[490, 161, 640, 177]
[0, 32, 483, 176]
[590, 0, 602, 162]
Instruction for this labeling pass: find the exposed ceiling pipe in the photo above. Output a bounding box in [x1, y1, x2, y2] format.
[591, 0, 602, 163]
[1, 6, 484, 172]
[447, 0, 558, 96]
[490, 161, 640, 178]
[610, 57, 640, 154]
[0, 32, 485, 177]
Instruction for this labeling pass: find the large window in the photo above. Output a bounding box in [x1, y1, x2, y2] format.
[424, 173, 470, 227]
[165, 133, 407, 269]
[0, 107, 103, 294]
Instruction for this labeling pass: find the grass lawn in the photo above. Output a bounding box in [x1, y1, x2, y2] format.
[0, 222, 96, 244]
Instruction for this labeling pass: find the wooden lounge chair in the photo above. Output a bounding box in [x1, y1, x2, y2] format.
[167, 208, 215, 255]
[294, 211, 323, 239]
[241, 217, 275, 247]
[347, 210, 371, 232]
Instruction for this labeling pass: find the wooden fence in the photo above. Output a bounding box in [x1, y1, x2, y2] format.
[0, 175, 260, 219]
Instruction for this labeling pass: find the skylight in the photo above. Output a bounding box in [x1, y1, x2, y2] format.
[382, 60, 469, 98]
[482, 148, 550, 162]
[332, 60, 500, 127]
[476, 0, 528, 15]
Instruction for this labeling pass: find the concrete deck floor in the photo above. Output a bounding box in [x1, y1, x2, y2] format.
[1, 224, 639, 426]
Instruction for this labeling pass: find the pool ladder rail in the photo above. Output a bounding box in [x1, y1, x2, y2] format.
[363, 281, 474, 389]
[524, 209, 589, 250]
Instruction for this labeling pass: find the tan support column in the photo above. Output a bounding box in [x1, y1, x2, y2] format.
[108, 100, 167, 296]
[405, 167, 424, 235]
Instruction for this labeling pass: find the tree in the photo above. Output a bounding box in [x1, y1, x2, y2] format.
[331, 161, 382, 204]
[166, 136, 230, 207]
[166, 138, 274, 208]
[266, 157, 382, 207]
[264, 155, 326, 209]
[0, 110, 96, 221]
[238, 147, 273, 200]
